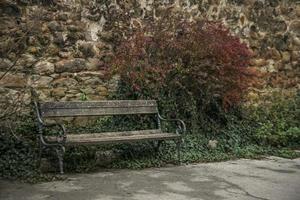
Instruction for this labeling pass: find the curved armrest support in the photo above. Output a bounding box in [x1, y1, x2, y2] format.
[34, 101, 66, 145]
[158, 113, 186, 136]
[40, 121, 67, 146]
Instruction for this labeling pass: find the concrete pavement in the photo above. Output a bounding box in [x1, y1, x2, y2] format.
[1, 157, 300, 200]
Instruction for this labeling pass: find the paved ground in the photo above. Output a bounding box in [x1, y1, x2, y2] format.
[1, 157, 300, 200]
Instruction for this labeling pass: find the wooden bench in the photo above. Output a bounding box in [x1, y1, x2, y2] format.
[33, 100, 186, 174]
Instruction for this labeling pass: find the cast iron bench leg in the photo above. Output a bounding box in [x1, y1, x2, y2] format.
[155, 141, 162, 153]
[55, 146, 65, 174]
[37, 141, 44, 168]
[176, 140, 181, 164]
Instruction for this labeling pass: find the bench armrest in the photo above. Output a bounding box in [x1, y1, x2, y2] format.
[38, 119, 67, 146]
[39, 123, 66, 146]
[158, 113, 186, 136]
[34, 101, 66, 146]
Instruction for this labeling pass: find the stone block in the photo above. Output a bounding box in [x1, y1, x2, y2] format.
[83, 77, 104, 85]
[16, 54, 37, 68]
[250, 58, 267, 66]
[57, 12, 69, 21]
[96, 86, 108, 96]
[0, 73, 27, 88]
[53, 32, 65, 47]
[296, 6, 300, 17]
[0, 58, 13, 70]
[88, 95, 106, 100]
[86, 58, 104, 71]
[52, 77, 78, 88]
[208, 140, 218, 150]
[292, 36, 300, 47]
[48, 21, 63, 32]
[290, 20, 300, 35]
[55, 58, 86, 73]
[268, 48, 281, 60]
[34, 89, 52, 101]
[51, 88, 66, 97]
[80, 87, 95, 95]
[46, 44, 60, 56]
[95, 150, 120, 167]
[34, 61, 55, 75]
[78, 42, 97, 58]
[29, 75, 53, 88]
[281, 51, 291, 63]
[291, 51, 300, 61]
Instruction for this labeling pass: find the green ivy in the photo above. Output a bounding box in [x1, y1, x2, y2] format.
[248, 92, 300, 147]
[0, 91, 299, 182]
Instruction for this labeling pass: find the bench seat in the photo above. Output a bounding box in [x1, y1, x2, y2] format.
[45, 129, 180, 145]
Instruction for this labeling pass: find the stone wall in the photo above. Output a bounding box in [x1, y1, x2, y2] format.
[0, 0, 299, 116]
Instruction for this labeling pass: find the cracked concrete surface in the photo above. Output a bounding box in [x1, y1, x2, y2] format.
[1, 157, 299, 200]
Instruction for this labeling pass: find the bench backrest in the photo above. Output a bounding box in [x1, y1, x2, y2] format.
[39, 100, 158, 117]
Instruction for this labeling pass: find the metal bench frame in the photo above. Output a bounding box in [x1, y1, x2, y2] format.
[33, 100, 186, 174]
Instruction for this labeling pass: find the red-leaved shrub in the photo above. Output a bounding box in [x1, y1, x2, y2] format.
[110, 16, 257, 110]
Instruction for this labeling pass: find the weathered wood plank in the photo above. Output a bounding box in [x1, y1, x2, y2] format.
[45, 132, 180, 145]
[68, 129, 161, 138]
[40, 100, 158, 117]
[46, 129, 161, 140]
[41, 106, 158, 117]
[41, 100, 157, 109]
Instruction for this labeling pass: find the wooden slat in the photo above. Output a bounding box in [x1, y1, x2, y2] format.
[45, 132, 180, 145]
[41, 100, 157, 109]
[40, 100, 158, 117]
[41, 107, 158, 117]
[47, 129, 162, 140]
